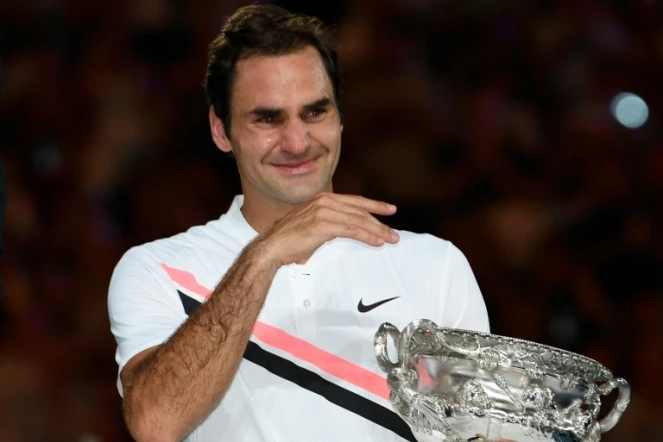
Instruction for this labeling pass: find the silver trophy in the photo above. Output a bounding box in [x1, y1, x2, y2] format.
[374, 319, 630, 442]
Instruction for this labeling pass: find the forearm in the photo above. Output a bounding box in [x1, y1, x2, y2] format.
[124, 242, 278, 441]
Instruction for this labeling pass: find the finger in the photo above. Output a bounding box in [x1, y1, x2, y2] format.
[317, 192, 397, 216]
[315, 206, 399, 244]
[328, 222, 387, 247]
[342, 211, 400, 244]
[312, 211, 386, 246]
[317, 196, 394, 232]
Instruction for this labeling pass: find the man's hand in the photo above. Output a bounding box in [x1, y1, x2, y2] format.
[257, 192, 399, 267]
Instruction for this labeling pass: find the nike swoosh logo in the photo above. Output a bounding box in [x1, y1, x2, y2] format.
[357, 296, 400, 313]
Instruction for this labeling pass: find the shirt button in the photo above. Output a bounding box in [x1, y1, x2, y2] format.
[303, 299, 311, 308]
[290, 269, 298, 278]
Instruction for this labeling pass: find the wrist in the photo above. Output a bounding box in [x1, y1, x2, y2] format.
[245, 237, 281, 273]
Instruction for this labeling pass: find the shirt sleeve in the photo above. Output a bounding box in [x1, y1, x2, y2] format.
[440, 242, 491, 333]
[107, 247, 186, 396]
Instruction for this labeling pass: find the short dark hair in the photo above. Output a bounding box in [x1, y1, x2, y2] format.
[204, 5, 342, 139]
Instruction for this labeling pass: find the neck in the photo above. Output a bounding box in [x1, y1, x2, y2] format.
[240, 195, 295, 234]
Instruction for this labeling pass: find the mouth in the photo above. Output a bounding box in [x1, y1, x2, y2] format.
[270, 156, 320, 175]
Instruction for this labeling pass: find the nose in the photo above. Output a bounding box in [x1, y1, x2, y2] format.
[280, 118, 310, 154]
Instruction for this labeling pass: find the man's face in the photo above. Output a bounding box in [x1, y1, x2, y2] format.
[222, 46, 342, 205]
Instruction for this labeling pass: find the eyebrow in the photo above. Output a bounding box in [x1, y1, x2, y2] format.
[302, 97, 332, 113]
[247, 97, 333, 119]
[248, 105, 281, 119]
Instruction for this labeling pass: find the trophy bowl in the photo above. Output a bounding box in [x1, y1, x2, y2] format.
[374, 320, 630, 442]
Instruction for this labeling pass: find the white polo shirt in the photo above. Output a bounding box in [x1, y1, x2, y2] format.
[108, 195, 490, 442]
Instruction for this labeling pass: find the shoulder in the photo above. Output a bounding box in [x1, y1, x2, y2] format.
[117, 217, 242, 269]
[393, 231, 488, 331]
[107, 227, 216, 315]
[387, 229, 467, 268]
[378, 230, 478, 287]
[109, 217, 245, 297]
[391, 229, 450, 251]
[339, 229, 473, 279]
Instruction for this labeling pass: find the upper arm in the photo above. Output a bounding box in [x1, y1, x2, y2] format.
[108, 248, 185, 396]
[440, 243, 491, 333]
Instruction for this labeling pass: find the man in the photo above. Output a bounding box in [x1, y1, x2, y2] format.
[108, 5, 490, 442]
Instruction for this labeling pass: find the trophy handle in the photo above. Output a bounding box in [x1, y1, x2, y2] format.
[597, 377, 631, 433]
[375, 323, 401, 373]
[397, 319, 442, 363]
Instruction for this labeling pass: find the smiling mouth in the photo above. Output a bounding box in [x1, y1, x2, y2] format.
[271, 156, 320, 175]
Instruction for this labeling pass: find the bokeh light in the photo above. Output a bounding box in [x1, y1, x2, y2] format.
[610, 92, 649, 129]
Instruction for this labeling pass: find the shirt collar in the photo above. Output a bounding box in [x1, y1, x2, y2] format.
[226, 195, 259, 243]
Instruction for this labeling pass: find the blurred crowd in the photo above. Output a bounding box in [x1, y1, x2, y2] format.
[1, 0, 662, 440]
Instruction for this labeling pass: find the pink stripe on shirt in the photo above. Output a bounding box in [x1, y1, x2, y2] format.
[160, 263, 390, 401]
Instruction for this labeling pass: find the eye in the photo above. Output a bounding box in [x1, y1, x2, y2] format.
[303, 109, 326, 121]
[256, 115, 282, 125]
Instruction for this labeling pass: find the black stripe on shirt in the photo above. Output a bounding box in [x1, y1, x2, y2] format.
[176, 290, 417, 441]
[244, 338, 417, 441]
[177, 290, 202, 316]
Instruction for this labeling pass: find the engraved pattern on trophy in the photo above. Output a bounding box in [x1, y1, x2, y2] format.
[374, 320, 631, 442]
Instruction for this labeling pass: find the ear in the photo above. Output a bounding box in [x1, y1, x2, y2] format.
[209, 106, 232, 153]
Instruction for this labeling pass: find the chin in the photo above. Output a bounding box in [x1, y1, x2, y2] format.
[275, 183, 329, 205]
[278, 191, 319, 205]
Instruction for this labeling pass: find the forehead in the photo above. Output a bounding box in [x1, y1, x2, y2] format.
[232, 46, 333, 112]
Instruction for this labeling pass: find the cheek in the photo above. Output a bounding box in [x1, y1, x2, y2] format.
[312, 123, 342, 147]
[235, 132, 277, 166]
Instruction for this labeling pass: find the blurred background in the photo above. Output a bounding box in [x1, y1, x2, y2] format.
[1, 0, 662, 440]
